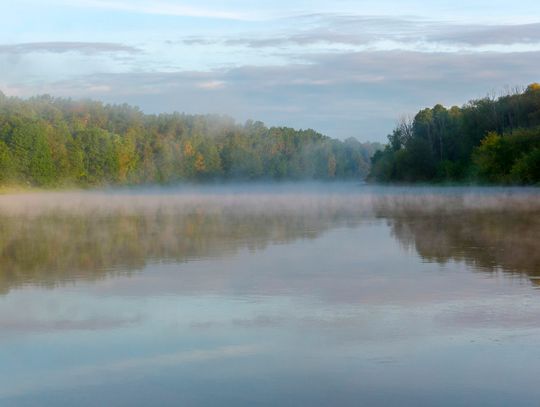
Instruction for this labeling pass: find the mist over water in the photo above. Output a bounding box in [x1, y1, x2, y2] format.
[1, 183, 540, 406]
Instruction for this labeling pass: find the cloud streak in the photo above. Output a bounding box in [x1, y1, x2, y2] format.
[181, 16, 540, 49]
[67, 0, 255, 20]
[0, 42, 141, 55]
[434, 22, 540, 45]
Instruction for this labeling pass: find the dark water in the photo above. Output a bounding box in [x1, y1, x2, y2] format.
[1, 184, 540, 406]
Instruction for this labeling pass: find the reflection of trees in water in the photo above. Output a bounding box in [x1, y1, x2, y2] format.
[375, 195, 540, 285]
[2, 190, 540, 294]
[0, 201, 365, 294]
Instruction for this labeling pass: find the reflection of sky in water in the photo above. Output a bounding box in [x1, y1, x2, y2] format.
[1, 187, 540, 406]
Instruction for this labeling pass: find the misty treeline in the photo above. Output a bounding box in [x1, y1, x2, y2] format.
[0, 91, 381, 187]
[370, 83, 540, 184]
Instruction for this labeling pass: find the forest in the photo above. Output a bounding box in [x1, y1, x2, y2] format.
[0, 91, 380, 187]
[369, 83, 540, 184]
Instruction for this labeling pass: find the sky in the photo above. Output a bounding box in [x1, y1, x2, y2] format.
[2, 1, 540, 141]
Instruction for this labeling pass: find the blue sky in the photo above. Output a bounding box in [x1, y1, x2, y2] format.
[2, 0, 540, 141]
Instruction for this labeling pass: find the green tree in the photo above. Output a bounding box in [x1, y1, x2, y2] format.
[0, 140, 14, 184]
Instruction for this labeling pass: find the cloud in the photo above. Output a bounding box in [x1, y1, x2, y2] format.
[178, 37, 216, 46]
[196, 80, 226, 90]
[0, 42, 141, 55]
[182, 15, 422, 48]
[222, 31, 373, 48]
[433, 22, 540, 46]
[67, 0, 254, 20]
[180, 15, 540, 50]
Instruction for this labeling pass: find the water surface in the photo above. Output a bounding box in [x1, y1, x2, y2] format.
[1, 184, 540, 406]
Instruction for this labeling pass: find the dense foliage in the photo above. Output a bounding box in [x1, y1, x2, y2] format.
[370, 83, 540, 184]
[0, 92, 380, 186]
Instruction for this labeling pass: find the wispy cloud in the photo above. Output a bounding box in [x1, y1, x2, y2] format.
[179, 15, 540, 50]
[433, 22, 540, 45]
[0, 42, 141, 55]
[66, 0, 255, 20]
[181, 15, 423, 48]
[196, 80, 226, 90]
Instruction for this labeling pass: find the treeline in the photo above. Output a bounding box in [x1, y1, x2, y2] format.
[370, 83, 540, 184]
[0, 92, 380, 186]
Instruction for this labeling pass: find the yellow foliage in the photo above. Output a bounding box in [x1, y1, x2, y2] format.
[195, 153, 206, 173]
[526, 83, 540, 93]
[480, 132, 502, 149]
[183, 141, 195, 157]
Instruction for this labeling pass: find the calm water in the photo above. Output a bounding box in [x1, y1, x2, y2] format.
[1, 184, 540, 406]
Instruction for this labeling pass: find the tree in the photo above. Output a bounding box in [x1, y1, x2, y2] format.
[0, 140, 14, 184]
[370, 83, 540, 184]
[8, 121, 55, 185]
[0, 93, 378, 186]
